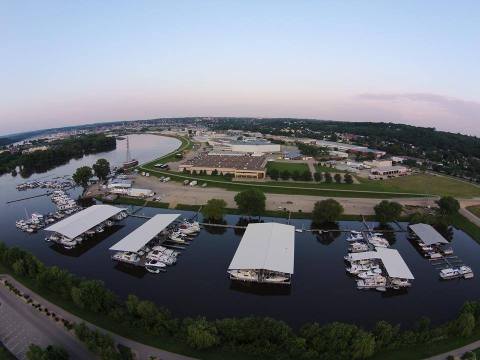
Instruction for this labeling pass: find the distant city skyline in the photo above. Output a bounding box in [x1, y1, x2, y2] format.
[1, 1, 479, 136]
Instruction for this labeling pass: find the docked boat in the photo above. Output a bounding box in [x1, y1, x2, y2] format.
[112, 251, 140, 265]
[228, 269, 258, 282]
[357, 269, 383, 279]
[458, 266, 474, 279]
[439, 268, 461, 280]
[390, 278, 412, 288]
[145, 259, 167, 273]
[348, 242, 369, 253]
[368, 236, 389, 248]
[356, 275, 387, 290]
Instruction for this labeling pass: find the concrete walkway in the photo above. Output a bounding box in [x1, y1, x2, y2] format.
[425, 340, 480, 359]
[0, 277, 93, 360]
[0, 275, 196, 360]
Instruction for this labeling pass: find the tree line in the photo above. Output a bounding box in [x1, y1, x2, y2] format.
[0, 134, 116, 177]
[267, 168, 354, 184]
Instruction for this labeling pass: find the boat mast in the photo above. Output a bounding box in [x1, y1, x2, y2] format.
[126, 136, 131, 162]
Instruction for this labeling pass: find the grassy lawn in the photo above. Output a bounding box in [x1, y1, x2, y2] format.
[266, 161, 309, 173]
[101, 196, 170, 209]
[357, 174, 480, 198]
[467, 205, 480, 218]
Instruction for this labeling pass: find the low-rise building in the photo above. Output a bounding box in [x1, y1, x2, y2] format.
[369, 166, 409, 179]
[179, 153, 267, 179]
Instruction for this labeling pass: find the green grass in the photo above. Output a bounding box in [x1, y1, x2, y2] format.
[466, 205, 480, 218]
[357, 174, 480, 198]
[101, 196, 170, 209]
[141, 135, 193, 168]
[266, 161, 309, 173]
[372, 329, 480, 359]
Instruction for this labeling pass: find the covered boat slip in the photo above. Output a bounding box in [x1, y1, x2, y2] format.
[349, 248, 414, 280]
[45, 205, 124, 239]
[109, 214, 181, 253]
[228, 223, 295, 284]
[408, 223, 449, 245]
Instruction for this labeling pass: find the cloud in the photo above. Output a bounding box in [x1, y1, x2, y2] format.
[355, 92, 480, 135]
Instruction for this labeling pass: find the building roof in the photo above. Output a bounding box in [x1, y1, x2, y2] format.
[228, 223, 295, 274]
[182, 153, 266, 171]
[45, 205, 123, 239]
[349, 248, 414, 279]
[409, 223, 449, 245]
[109, 214, 180, 253]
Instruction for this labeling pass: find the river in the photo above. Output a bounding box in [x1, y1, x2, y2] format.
[2, 133, 480, 329]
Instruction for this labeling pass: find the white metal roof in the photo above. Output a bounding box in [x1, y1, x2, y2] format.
[109, 214, 180, 253]
[45, 205, 123, 239]
[228, 222, 295, 274]
[409, 223, 449, 245]
[349, 248, 414, 279]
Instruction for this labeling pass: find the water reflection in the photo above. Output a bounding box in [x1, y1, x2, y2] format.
[229, 281, 292, 296]
[113, 263, 147, 279]
[234, 217, 264, 236]
[312, 222, 341, 245]
[49, 225, 124, 257]
[203, 220, 228, 235]
[373, 224, 397, 245]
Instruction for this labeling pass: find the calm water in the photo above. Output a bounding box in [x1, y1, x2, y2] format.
[2, 134, 480, 329]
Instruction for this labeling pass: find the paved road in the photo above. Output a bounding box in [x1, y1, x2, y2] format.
[425, 340, 480, 359]
[0, 278, 93, 360]
[1, 275, 196, 360]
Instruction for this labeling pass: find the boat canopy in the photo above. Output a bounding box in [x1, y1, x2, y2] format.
[409, 223, 449, 245]
[349, 248, 414, 279]
[109, 214, 180, 253]
[45, 205, 123, 239]
[228, 222, 295, 274]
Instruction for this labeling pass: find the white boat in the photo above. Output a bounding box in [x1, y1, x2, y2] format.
[60, 237, 77, 249]
[439, 268, 461, 280]
[112, 251, 140, 264]
[390, 278, 412, 288]
[357, 269, 382, 279]
[442, 247, 454, 255]
[347, 263, 380, 275]
[145, 259, 167, 273]
[357, 275, 387, 290]
[348, 242, 369, 253]
[427, 252, 443, 259]
[458, 266, 474, 279]
[346, 233, 363, 242]
[228, 270, 258, 282]
[95, 225, 105, 233]
[263, 274, 290, 283]
[105, 220, 114, 227]
[368, 236, 389, 248]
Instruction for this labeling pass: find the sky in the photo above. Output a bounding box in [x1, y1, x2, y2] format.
[1, 1, 479, 136]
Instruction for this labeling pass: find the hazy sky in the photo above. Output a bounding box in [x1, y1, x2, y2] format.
[1, 1, 479, 136]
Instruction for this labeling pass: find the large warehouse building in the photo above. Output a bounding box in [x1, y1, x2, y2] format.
[209, 138, 281, 154]
[179, 153, 267, 179]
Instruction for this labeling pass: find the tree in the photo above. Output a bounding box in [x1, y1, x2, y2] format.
[280, 170, 290, 180]
[72, 166, 92, 190]
[302, 170, 313, 181]
[334, 173, 342, 183]
[184, 317, 219, 350]
[201, 199, 227, 221]
[324, 172, 333, 183]
[312, 199, 344, 224]
[291, 170, 300, 181]
[374, 201, 403, 224]
[269, 168, 279, 180]
[234, 189, 266, 217]
[26, 344, 69, 360]
[211, 169, 218, 176]
[344, 173, 353, 184]
[92, 158, 110, 181]
[436, 196, 460, 216]
[314, 172, 322, 182]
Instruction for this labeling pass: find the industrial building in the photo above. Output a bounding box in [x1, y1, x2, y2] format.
[179, 153, 267, 179]
[369, 165, 409, 179]
[208, 138, 281, 154]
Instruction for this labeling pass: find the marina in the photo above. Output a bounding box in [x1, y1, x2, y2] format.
[2, 134, 480, 329]
[408, 223, 474, 280]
